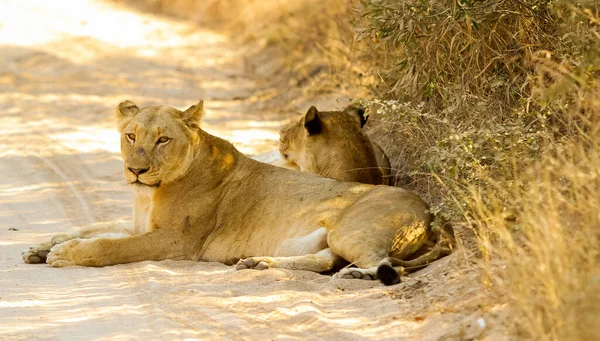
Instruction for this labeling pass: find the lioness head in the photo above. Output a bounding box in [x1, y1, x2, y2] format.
[115, 100, 205, 188]
[279, 104, 386, 184]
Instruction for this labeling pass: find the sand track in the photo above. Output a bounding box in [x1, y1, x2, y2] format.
[0, 1, 503, 340]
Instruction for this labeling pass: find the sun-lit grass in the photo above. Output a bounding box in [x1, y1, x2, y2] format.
[469, 136, 600, 340]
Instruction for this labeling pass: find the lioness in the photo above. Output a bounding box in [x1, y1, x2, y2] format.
[23, 100, 451, 285]
[279, 105, 391, 185]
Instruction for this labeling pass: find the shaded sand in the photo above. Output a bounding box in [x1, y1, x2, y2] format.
[0, 1, 508, 340]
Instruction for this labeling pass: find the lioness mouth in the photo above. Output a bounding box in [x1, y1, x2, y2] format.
[131, 180, 161, 188]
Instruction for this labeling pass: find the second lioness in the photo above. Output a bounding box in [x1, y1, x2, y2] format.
[279, 105, 391, 185]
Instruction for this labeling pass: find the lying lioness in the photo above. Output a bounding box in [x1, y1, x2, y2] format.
[23, 100, 451, 285]
[279, 105, 391, 185]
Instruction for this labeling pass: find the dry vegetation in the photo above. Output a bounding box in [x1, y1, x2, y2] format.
[355, 4, 600, 339]
[132, 0, 598, 339]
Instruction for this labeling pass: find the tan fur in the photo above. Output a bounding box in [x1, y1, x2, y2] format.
[23, 100, 446, 284]
[279, 105, 391, 185]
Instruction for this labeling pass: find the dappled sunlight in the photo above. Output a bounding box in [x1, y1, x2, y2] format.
[0, 182, 67, 196]
[142, 263, 179, 276]
[0, 246, 485, 340]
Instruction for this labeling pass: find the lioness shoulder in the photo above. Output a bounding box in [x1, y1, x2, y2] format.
[278, 104, 391, 185]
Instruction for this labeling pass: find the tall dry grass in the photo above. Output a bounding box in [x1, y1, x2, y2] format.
[467, 55, 600, 338]
[460, 7, 599, 340]
[354, 0, 597, 105]
[365, 4, 600, 339]
[470, 140, 600, 340]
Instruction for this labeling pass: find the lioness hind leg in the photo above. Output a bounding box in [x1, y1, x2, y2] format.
[335, 259, 405, 285]
[336, 266, 378, 281]
[390, 219, 456, 271]
[236, 248, 343, 273]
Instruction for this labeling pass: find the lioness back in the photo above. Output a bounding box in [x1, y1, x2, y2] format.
[278, 105, 391, 185]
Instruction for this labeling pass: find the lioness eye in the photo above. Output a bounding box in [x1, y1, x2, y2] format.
[157, 136, 170, 144]
[126, 133, 136, 141]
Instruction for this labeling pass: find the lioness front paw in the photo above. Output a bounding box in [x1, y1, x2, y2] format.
[46, 239, 83, 267]
[22, 242, 53, 264]
[336, 267, 376, 281]
[235, 257, 272, 270]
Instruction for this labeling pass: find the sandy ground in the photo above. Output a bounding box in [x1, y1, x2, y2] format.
[0, 1, 508, 340]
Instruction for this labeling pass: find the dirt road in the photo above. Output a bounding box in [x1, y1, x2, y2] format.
[0, 1, 501, 340]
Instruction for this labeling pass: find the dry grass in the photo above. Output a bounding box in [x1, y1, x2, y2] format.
[470, 141, 600, 340]
[354, 0, 597, 106]
[464, 8, 600, 338]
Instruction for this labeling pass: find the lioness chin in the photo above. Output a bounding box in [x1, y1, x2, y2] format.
[23, 100, 452, 285]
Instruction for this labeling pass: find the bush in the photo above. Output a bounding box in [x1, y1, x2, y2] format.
[355, 0, 598, 106]
[357, 1, 599, 204]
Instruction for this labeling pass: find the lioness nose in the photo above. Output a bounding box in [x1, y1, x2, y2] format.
[128, 167, 149, 176]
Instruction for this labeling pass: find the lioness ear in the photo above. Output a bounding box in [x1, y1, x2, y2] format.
[116, 100, 140, 119]
[181, 100, 205, 130]
[344, 104, 368, 128]
[304, 106, 322, 135]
